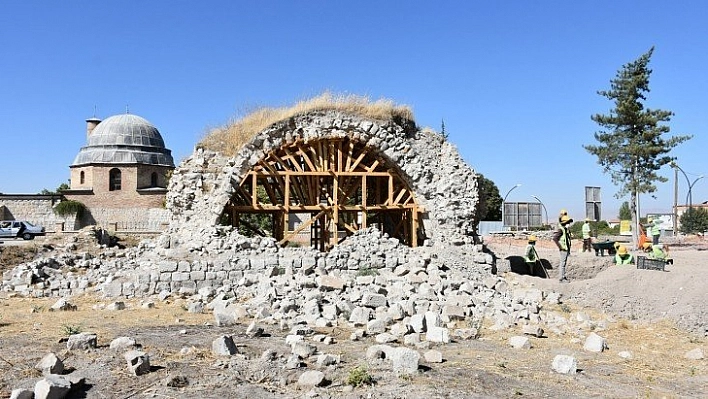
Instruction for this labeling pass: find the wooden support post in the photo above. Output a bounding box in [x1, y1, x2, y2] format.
[361, 176, 368, 228]
[388, 175, 394, 206]
[251, 173, 258, 206]
[333, 176, 339, 244]
[411, 208, 419, 248]
[284, 174, 290, 211]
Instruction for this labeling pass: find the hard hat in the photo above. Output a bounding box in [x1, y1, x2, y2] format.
[559, 209, 567, 215]
[648, 218, 653, 223]
[642, 242, 652, 250]
[585, 218, 591, 222]
[560, 215, 573, 224]
[528, 235, 537, 243]
[613, 242, 621, 250]
[618, 246, 628, 255]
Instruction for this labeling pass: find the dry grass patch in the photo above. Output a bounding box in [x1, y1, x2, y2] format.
[0, 295, 213, 347]
[198, 92, 416, 157]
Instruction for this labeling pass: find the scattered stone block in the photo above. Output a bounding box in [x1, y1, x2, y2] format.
[110, 337, 137, 351]
[246, 321, 264, 338]
[509, 336, 532, 349]
[124, 350, 151, 376]
[35, 353, 64, 375]
[685, 348, 704, 360]
[424, 349, 443, 363]
[106, 301, 125, 311]
[375, 333, 398, 344]
[583, 332, 608, 353]
[34, 374, 71, 399]
[425, 326, 450, 343]
[552, 355, 577, 374]
[212, 336, 238, 356]
[391, 347, 420, 375]
[9, 389, 33, 399]
[298, 370, 327, 388]
[618, 351, 632, 359]
[50, 298, 76, 312]
[316, 353, 340, 367]
[66, 333, 97, 351]
[522, 325, 544, 337]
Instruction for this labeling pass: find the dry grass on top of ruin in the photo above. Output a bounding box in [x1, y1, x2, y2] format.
[198, 92, 416, 157]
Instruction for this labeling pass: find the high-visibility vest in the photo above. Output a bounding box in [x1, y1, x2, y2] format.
[582, 223, 591, 239]
[524, 244, 538, 263]
[651, 223, 661, 237]
[558, 225, 571, 251]
[615, 253, 633, 265]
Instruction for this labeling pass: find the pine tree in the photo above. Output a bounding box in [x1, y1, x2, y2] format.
[584, 47, 691, 247]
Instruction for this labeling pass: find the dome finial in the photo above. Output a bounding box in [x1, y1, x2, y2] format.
[125, 104, 130, 114]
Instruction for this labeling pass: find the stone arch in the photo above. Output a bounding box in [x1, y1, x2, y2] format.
[166, 111, 480, 247]
[222, 136, 423, 250]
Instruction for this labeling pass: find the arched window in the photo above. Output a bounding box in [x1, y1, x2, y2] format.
[79, 171, 85, 185]
[151, 172, 159, 187]
[109, 168, 122, 191]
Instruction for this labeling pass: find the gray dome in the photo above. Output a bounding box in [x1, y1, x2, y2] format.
[72, 114, 175, 166]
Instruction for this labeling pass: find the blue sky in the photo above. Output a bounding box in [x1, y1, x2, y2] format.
[1, 1, 706, 221]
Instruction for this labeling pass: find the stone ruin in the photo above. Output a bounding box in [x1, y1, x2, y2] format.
[3, 106, 581, 394]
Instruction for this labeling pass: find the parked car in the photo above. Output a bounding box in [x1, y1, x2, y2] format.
[0, 220, 46, 240]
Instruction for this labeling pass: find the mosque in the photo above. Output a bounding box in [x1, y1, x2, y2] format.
[0, 113, 175, 232]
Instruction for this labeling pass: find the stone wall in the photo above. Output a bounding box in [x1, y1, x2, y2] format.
[0, 195, 168, 232]
[0, 195, 73, 231]
[166, 111, 480, 245]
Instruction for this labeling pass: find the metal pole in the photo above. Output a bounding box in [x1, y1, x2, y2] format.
[671, 162, 691, 233]
[531, 195, 548, 227]
[687, 176, 704, 209]
[673, 168, 678, 234]
[502, 184, 521, 230]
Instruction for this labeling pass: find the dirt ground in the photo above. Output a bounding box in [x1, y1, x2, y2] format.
[0, 235, 706, 398]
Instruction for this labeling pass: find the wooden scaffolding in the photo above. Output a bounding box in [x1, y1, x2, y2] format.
[222, 137, 424, 250]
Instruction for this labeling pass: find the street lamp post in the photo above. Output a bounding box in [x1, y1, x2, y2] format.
[531, 195, 548, 228]
[671, 162, 691, 234]
[671, 162, 703, 233]
[686, 175, 704, 208]
[502, 184, 521, 230]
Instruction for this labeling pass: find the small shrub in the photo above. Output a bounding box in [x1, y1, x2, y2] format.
[54, 200, 86, 218]
[346, 365, 373, 387]
[62, 323, 83, 336]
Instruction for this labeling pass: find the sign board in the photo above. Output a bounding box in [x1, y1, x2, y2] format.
[619, 220, 632, 236]
[646, 213, 674, 232]
[584, 186, 601, 221]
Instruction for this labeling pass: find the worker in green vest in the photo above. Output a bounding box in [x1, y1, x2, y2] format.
[581, 218, 592, 253]
[614, 245, 634, 265]
[643, 242, 673, 265]
[553, 215, 573, 283]
[648, 218, 661, 245]
[524, 235, 540, 275]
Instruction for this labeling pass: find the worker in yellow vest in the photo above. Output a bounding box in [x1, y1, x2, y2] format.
[582, 218, 592, 252]
[614, 245, 634, 265]
[524, 235, 540, 275]
[553, 215, 573, 283]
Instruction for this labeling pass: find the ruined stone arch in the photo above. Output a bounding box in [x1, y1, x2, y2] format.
[223, 136, 423, 250]
[166, 111, 480, 248]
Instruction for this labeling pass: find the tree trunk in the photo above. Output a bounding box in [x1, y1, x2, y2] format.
[630, 191, 638, 249]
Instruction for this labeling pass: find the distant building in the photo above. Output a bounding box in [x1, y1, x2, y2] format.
[62, 114, 175, 231]
[1, 113, 175, 233]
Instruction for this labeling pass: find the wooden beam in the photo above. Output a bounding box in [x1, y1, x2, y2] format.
[348, 148, 369, 172]
[296, 144, 317, 171]
[278, 210, 327, 246]
[282, 147, 304, 172]
[411, 207, 419, 248]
